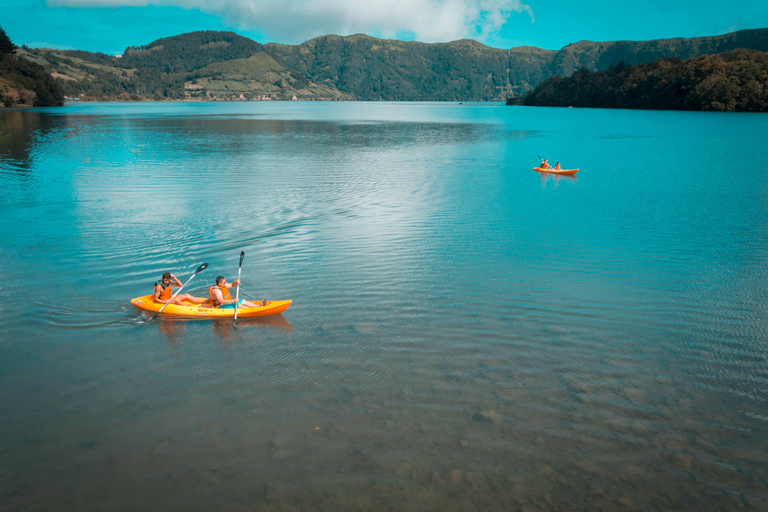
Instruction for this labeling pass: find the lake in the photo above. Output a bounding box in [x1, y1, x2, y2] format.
[1, 101, 767, 511]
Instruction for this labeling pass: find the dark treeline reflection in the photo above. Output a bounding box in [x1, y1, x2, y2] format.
[142, 117, 506, 154]
[0, 110, 65, 174]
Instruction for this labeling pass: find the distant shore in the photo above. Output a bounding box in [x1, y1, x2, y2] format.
[518, 49, 768, 113]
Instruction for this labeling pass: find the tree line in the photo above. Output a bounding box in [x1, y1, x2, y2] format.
[521, 49, 768, 112]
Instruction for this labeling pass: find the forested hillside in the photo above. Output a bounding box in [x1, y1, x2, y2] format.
[547, 28, 768, 77]
[22, 31, 345, 101]
[265, 36, 524, 100]
[15, 27, 768, 103]
[0, 25, 63, 107]
[522, 49, 768, 111]
[264, 29, 768, 100]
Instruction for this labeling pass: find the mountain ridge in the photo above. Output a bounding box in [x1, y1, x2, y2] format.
[16, 27, 768, 102]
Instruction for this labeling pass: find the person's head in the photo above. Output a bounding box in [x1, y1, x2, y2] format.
[216, 276, 226, 285]
[162, 272, 171, 282]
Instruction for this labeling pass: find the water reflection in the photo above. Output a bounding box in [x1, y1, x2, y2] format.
[119, 117, 511, 156]
[158, 314, 293, 348]
[2, 103, 768, 512]
[0, 110, 64, 175]
[537, 171, 578, 187]
[156, 316, 187, 348]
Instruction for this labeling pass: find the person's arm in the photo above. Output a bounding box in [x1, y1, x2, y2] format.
[217, 289, 239, 305]
[170, 274, 183, 287]
[223, 279, 242, 303]
[153, 284, 166, 303]
[213, 288, 227, 305]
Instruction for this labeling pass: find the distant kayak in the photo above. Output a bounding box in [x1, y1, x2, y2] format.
[533, 167, 579, 175]
[131, 295, 291, 318]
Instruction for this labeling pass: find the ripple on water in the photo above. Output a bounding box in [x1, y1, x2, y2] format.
[1, 104, 768, 511]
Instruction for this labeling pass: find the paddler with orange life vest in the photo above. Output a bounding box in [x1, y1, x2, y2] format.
[209, 276, 265, 309]
[541, 158, 552, 169]
[555, 162, 561, 170]
[153, 272, 205, 305]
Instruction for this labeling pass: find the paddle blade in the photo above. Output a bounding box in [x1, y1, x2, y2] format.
[239, 251, 245, 267]
[195, 263, 209, 274]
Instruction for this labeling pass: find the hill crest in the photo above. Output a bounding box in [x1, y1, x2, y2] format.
[18, 27, 768, 102]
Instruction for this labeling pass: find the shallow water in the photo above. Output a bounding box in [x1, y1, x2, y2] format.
[1, 102, 767, 511]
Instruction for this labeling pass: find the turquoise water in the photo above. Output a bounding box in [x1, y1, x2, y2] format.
[1, 102, 767, 511]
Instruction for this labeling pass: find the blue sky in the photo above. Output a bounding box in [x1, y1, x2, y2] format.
[3, 0, 767, 55]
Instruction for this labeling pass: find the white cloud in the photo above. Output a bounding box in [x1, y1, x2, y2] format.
[48, 0, 534, 43]
[26, 42, 80, 50]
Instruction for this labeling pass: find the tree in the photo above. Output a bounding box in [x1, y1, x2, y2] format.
[0, 25, 17, 55]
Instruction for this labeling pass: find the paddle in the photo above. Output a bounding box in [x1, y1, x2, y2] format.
[149, 263, 209, 322]
[234, 251, 244, 322]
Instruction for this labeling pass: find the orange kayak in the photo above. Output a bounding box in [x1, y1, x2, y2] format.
[131, 295, 291, 318]
[533, 167, 578, 175]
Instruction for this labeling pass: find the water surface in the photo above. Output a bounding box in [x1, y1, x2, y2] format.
[1, 102, 767, 511]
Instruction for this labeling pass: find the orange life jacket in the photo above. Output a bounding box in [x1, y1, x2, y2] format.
[209, 285, 231, 307]
[156, 281, 173, 300]
[555, 163, 561, 170]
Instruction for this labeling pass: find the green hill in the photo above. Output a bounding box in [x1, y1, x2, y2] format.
[522, 49, 768, 111]
[16, 27, 768, 103]
[265, 29, 768, 100]
[0, 25, 64, 107]
[23, 31, 345, 101]
[186, 52, 345, 100]
[266, 35, 538, 100]
[549, 28, 768, 77]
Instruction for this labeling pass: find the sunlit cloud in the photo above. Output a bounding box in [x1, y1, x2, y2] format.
[48, 0, 535, 43]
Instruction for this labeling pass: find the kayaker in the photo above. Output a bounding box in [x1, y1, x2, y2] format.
[209, 276, 266, 309]
[555, 162, 561, 170]
[541, 159, 552, 169]
[153, 272, 205, 305]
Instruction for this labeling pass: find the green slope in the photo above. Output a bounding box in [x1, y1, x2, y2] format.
[0, 25, 64, 107]
[265, 35, 523, 100]
[264, 29, 768, 101]
[549, 28, 768, 77]
[0, 54, 63, 107]
[25, 31, 347, 100]
[19, 27, 768, 102]
[186, 52, 345, 99]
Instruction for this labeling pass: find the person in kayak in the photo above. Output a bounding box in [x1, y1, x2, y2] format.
[541, 159, 552, 169]
[555, 162, 561, 170]
[209, 276, 266, 309]
[154, 272, 205, 305]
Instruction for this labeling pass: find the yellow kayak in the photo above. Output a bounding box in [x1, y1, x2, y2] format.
[131, 295, 292, 318]
[533, 167, 579, 175]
